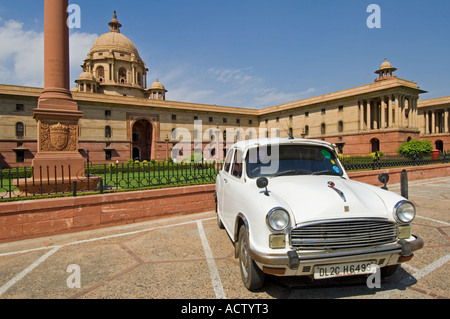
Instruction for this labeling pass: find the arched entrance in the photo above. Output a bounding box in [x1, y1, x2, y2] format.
[370, 138, 380, 153]
[435, 140, 444, 153]
[132, 119, 153, 161]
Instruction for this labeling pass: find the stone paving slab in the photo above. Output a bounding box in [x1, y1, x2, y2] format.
[0, 177, 448, 300]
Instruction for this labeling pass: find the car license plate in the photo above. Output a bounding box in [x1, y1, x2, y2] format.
[314, 261, 376, 279]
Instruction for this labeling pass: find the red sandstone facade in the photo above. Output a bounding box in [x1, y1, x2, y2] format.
[0, 13, 449, 168]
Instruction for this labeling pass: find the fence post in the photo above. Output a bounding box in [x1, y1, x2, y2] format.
[401, 170, 408, 199]
[99, 178, 104, 194]
[73, 181, 77, 197]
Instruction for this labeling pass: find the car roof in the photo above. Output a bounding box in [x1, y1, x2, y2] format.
[231, 138, 336, 151]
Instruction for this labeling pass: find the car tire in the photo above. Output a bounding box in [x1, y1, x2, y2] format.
[217, 213, 225, 229]
[381, 264, 400, 278]
[238, 225, 265, 290]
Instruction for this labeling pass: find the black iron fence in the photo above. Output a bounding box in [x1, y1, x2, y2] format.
[0, 162, 221, 201]
[0, 154, 448, 201]
[340, 153, 448, 171]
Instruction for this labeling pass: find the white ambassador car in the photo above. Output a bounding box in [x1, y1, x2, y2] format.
[215, 138, 424, 290]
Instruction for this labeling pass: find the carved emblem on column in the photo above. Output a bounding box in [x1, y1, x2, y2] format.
[50, 123, 69, 150]
[40, 122, 78, 152]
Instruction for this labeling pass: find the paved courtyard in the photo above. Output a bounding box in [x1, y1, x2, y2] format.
[0, 176, 448, 300]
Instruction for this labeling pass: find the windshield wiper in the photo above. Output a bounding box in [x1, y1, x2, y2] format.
[311, 170, 341, 176]
[273, 170, 309, 177]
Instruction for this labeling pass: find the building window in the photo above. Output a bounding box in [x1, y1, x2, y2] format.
[338, 121, 344, 133]
[97, 66, 105, 82]
[105, 110, 111, 118]
[305, 112, 309, 117]
[248, 120, 252, 125]
[236, 119, 240, 124]
[304, 125, 309, 136]
[16, 151, 25, 163]
[321, 123, 326, 135]
[209, 117, 213, 123]
[276, 117, 280, 122]
[132, 128, 139, 142]
[338, 105, 344, 112]
[223, 118, 227, 123]
[194, 116, 198, 121]
[16, 122, 24, 138]
[119, 68, 127, 84]
[321, 109, 326, 115]
[105, 150, 112, 161]
[16, 104, 24, 112]
[172, 115, 177, 121]
[105, 126, 112, 138]
[289, 127, 293, 138]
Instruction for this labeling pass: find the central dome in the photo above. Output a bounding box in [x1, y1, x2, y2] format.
[89, 32, 140, 57]
[88, 12, 141, 59]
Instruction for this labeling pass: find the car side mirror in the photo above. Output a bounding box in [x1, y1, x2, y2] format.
[257, 177, 269, 196]
[378, 173, 389, 190]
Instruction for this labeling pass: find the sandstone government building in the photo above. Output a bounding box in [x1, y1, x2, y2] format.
[1, 13, 449, 168]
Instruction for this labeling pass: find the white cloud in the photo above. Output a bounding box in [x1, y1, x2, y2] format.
[69, 31, 99, 86]
[0, 17, 97, 88]
[158, 64, 317, 108]
[0, 17, 316, 108]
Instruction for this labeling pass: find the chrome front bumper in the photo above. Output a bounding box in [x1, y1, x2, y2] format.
[249, 236, 424, 274]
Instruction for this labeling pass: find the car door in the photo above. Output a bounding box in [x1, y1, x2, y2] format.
[222, 149, 244, 232]
[217, 148, 234, 216]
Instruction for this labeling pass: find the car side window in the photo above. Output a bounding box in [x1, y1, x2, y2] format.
[231, 150, 243, 179]
[223, 149, 234, 174]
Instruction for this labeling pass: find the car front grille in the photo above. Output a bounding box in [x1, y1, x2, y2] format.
[290, 219, 398, 250]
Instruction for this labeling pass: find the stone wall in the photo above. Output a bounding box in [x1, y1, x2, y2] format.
[0, 163, 449, 243]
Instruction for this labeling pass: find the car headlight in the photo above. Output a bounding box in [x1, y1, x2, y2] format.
[267, 208, 290, 232]
[394, 200, 416, 224]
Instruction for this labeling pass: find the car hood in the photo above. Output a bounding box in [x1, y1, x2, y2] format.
[264, 175, 390, 225]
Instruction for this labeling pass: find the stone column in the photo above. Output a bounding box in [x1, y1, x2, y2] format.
[431, 110, 436, 134]
[381, 97, 386, 129]
[359, 101, 364, 131]
[366, 100, 372, 130]
[425, 111, 430, 134]
[401, 96, 406, 128]
[387, 96, 393, 128]
[31, 0, 86, 183]
[414, 97, 419, 128]
[445, 108, 449, 133]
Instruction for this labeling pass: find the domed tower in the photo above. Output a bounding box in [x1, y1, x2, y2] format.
[73, 12, 149, 98]
[148, 79, 168, 100]
[374, 58, 398, 82]
[74, 70, 99, 93]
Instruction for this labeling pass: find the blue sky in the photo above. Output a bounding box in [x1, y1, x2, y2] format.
[0, 0, 449, 108]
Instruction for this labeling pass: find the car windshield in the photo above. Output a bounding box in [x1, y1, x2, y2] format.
[245, 144, 344, 178]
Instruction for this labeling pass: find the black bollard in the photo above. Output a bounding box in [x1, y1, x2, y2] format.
[401, 170, 408, 199]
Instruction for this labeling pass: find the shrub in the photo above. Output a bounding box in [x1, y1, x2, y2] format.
[397, 140, 433, 159]
[369, 151, 384, 159]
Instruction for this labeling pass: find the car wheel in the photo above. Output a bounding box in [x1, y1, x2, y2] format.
[381, 264, 400, 278]
[238, 225, 265, 290]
